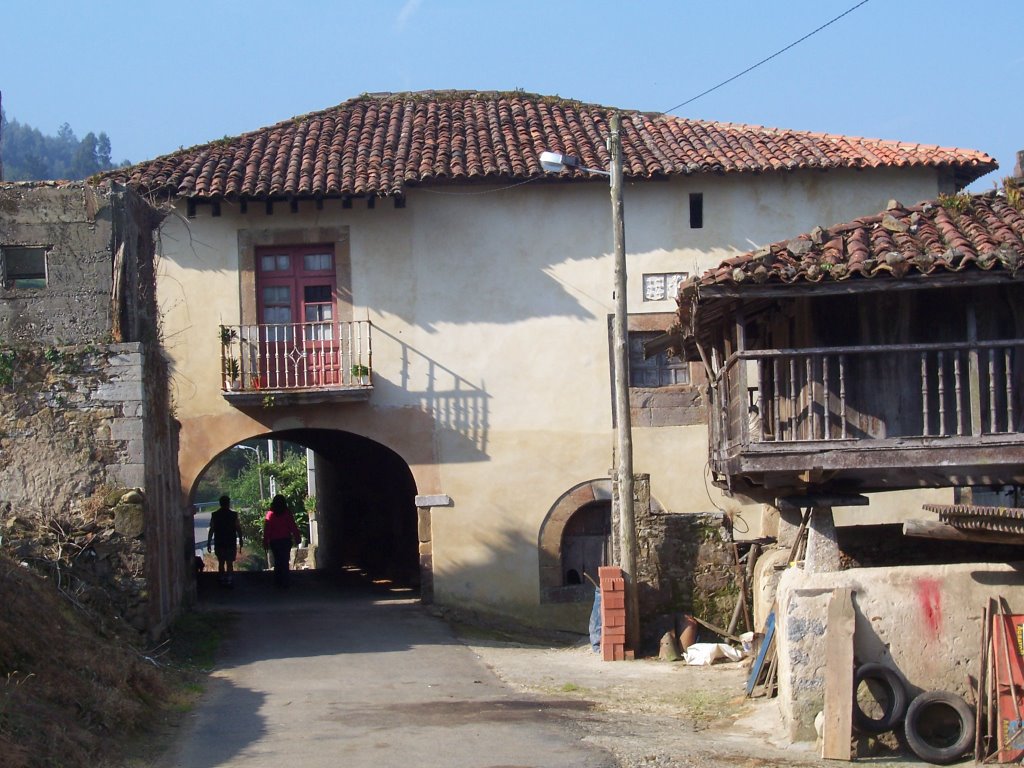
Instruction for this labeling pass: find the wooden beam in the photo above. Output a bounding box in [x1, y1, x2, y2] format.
[265, 200, 273, 216]
[967, 304, 983, 436]
[186, 199, 196, 218]
[290, 198, 299, 214]
[342, 196, 352, 209]
[697, 272, 1023, 301]
[211, 201, 221, 217]
[903, 519, 1024, 546]
[822, 587, 855, 760]
[394, 195, 406, 209]
[240, 199, 248, 214]
[367, 196, 375, 210]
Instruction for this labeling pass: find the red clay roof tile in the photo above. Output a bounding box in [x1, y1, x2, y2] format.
[104, 90, 997, 200]
[686, 192, 1024, 293]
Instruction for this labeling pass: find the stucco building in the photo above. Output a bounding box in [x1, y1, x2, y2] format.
[108, 90, 996, 631]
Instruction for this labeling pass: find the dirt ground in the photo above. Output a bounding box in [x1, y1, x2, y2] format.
[456, 633, 938, 768]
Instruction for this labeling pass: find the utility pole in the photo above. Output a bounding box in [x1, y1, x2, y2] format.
[609, 112, 640, 650]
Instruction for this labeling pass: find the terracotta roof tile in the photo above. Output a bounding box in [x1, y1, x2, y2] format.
[103, 90, 997, 200]
[688, 192, 1024, 292]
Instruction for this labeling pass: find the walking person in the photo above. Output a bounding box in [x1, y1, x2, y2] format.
[262, 494, 301, 588]
[207, 495, 244, 587]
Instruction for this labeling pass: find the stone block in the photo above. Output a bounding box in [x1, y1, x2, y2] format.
[415, 494, 452, 508]
[113, 503, 145, 538]
[107, 463, 145, 489]
[94, 381, 144, 402]
[108, 418, 144, 441]
[417, 508, 431, 542]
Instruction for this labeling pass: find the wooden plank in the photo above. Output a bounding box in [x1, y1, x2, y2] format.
[822, 587, 855, 761]
[975, 602, 989, 763]
[746, 610, 776, 696]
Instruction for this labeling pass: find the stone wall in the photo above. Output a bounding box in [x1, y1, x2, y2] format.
[0, 182, 185, 638]
[614, 473, 739, 649]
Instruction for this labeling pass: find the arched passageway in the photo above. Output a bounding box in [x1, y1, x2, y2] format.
[193, 428, 420, 591]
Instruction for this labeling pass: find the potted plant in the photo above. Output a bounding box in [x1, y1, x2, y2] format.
[220, 326, 241, 389]
[224, 356, 241, 390]
[351, 363, 370, 382]
[219, 325, 238, 346]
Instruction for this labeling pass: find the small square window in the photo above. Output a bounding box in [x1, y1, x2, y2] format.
[628, 331, 689, 387]
[642, 272, 688, 301]
[2, 246, 48, 288]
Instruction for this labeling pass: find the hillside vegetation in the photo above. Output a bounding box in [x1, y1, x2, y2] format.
[0, 553, 214, 768]
[0, 110, 128, 181]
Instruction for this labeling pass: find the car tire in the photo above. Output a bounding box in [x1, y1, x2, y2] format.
[903, 690, 975, 765]
[853, 662, 908, 734]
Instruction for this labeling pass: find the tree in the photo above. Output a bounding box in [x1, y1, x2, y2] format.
[0, 109, 129, 181]
[225, 446, 310, 545]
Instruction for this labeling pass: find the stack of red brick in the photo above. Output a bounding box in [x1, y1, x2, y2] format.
[598, 565, 632, 661]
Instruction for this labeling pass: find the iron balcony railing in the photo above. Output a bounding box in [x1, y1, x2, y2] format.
[219, 320, 372, 393]
[710, 339, 1023, 459]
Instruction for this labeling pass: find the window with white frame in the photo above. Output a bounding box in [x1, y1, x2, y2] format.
[642, 272, 687, 302]
[1, 246, 48, 289]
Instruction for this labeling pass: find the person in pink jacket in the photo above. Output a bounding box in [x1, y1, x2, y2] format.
[262, 494, 302, 588]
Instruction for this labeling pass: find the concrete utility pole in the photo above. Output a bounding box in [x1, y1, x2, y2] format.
[608, 112, 641, 650]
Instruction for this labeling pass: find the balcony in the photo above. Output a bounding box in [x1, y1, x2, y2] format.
[219, 320, 372, 406]
[709, 339, 1024, 493]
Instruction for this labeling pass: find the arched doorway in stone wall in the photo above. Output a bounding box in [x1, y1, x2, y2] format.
[538, 479, 612, 604]
[190, 427, 420, 590]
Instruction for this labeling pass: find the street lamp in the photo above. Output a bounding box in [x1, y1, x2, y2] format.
[540, 112, 640, 650]
[233, 444, 265, 501]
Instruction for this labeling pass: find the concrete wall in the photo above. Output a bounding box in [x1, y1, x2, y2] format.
[776, 562, 1024, 741]
[0, 183, 185, 637]
[156, 165, 954, 628]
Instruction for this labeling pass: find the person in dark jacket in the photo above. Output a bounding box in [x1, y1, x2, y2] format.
[262, 494, 301, 588]
[207, 495, 243, 586]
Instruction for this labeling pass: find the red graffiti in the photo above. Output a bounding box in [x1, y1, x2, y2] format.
[917, 579, 942, 637]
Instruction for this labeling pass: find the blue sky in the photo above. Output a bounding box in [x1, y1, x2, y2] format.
[4, 0, 1021, 191]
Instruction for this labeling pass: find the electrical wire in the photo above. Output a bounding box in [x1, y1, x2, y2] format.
[662, 0, 871, 114]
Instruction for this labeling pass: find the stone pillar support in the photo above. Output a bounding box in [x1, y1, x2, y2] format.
[805, 506, 841, 573]
[414, 494, 451, 605]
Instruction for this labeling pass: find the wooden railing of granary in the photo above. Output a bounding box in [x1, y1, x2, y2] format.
[710, 339, 1023, 459]
[219, 321, 372, 393]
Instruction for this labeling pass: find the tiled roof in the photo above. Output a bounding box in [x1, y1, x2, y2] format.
[102, 91, 997, 200]
[691, 191, 1024, 290]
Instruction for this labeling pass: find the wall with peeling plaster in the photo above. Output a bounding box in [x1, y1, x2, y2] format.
[0, 183, 185, 638]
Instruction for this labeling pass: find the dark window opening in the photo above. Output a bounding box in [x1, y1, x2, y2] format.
[629, 331, 690, 387]
[2, 246, 47, 289]
[689, 193, 703, 229]
[962, 485, 1023, 507]
[561, 501, 611, 587]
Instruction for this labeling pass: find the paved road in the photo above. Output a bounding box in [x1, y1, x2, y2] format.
[160, 571, 614, 768]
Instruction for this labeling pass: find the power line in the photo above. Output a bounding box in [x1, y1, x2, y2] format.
[663, 0, 871, 114]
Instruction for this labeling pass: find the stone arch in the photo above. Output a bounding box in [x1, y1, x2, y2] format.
[538, 479, 611, 603]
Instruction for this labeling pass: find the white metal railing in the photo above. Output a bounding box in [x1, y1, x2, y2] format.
[710, 339, 1023, 457]
[219, 320, 372, 393]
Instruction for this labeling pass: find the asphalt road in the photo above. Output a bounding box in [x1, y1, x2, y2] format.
[160, 571, 614, 768]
